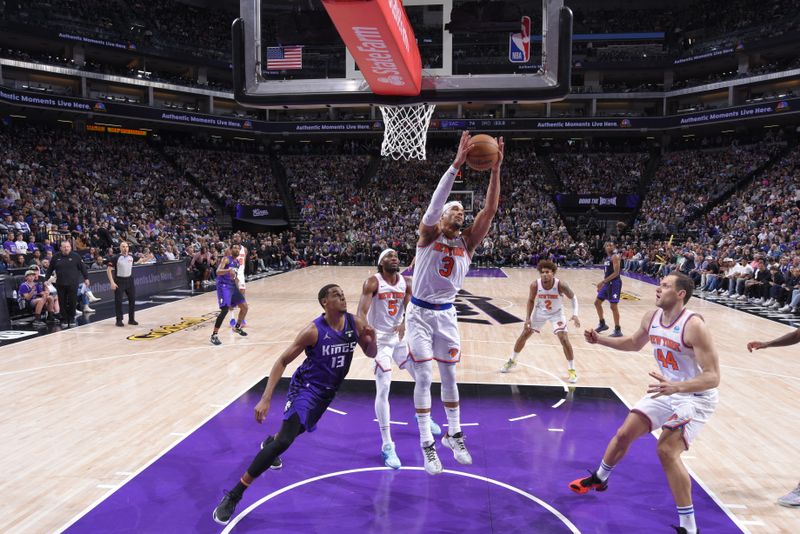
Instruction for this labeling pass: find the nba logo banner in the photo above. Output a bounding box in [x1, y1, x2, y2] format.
[509, 16, 531, 63]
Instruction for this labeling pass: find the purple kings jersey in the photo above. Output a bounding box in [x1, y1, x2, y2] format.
[218, 256, 239, 287]
[291, 313, 359, 393]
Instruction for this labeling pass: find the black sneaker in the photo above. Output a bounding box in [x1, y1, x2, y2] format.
[671, 527, 700, 533]
[233, 326, 248, 336]
[609, 327, 623, 338]
[595, 322, 609, 333]
[260, 436, 283, 469]
[128, 319, 139, 326]
[116, 321, 125, 327]
[210, 334, 222, 346]
[212, 490, 240, 525]
[568, 470, 609, 494]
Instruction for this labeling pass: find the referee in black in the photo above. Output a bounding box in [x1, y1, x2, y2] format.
[106, 241, 138, 327]
[45, 240, 90, 328]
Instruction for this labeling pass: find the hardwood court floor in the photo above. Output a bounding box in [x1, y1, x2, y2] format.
[1, 266, 798, 533]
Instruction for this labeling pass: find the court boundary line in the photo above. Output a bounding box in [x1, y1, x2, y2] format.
[609, 386, 751, 534]
[54, 379, 263, 533]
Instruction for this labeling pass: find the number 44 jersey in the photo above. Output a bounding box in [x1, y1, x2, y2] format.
[648, 308, 709, 386]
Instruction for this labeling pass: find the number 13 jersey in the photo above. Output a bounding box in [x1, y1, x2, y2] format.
[412, 234, 471, 305]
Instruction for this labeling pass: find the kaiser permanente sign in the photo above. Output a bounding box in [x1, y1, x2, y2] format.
[1, 87, 797, 133]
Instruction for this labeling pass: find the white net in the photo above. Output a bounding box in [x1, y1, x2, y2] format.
[378, 103, 436, 160]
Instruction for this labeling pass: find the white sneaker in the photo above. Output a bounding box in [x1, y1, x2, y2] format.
[88, 292, 101, 303]
[779, 305, 792, 312]
[500, 358, 517, 373]
[777, 484, 800, 508]
[442, 432, 472, 465]
[568, 369, 578, 383]
[381, 442, 401, 470]
[83, 306, 95, 313]
[422, 442, 442, 475]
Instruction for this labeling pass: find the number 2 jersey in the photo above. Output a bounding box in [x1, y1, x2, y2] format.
[648, 307, 714, 392]
[290, 312, 360, 395]
[412, 233, 471, 304]
[533, 277, 563, 316]
[367, 273, 406, 335]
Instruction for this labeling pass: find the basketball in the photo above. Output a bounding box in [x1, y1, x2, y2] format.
[466, 134, 499, 171]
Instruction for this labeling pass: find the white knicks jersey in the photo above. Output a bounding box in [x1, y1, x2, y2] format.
[412, 234, 471, 304]
[237, 246, 247, 277]
[534, 278, 562, 315]
[648, 308, 711, 388]
[367, 273, 407, 334]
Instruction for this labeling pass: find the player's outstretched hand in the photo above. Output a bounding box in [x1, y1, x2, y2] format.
[596, 281, 605, 292]
[492, 136, 504, 172]
[362, 324, 376, 346]
[647, 371, 679, 398]
[584, 329, 599, 344]
[746, 341, 766, 352]
[254, 398, 270, 424]
[394, 322, 406, 340]
[522, 320, 533, 336]
[453, 130, 471, 168]
[571, 315, 581, 328]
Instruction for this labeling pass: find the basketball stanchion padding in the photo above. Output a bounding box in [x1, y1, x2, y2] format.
[379, 103, 436, 161]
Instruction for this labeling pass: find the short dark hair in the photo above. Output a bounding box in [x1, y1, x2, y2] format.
[537, 259, 557, 273]
[668, 272, 694, 304]
[318, 284, 339, 305]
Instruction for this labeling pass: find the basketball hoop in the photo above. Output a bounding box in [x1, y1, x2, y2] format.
[378, 103, 436, 161]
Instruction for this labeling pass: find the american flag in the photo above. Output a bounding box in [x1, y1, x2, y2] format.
[266, 46, 303, 70]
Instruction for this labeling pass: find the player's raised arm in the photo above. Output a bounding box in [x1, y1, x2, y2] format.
[357, 275, 379, 322]
[254, 323, 317, 423]
[585, 309, 651, 351]
[747, 326, 800, 352]
[464, 137, 503, 254]
[418, 130, 471, 245]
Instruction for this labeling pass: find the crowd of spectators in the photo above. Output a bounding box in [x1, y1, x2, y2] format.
[550, 152, 649, 194]
[165, 147, 282, 209]
[614, 140, 799, 313]
[637, 138, 784, 236]
[2, 120, 798, 326]
[282, 147, 591, 268]
[0, 124, 219, 276]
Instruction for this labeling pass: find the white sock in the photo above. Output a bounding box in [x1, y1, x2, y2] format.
[596, 460, 614, 481]
[417, 412, 434, 445]
[567, 360, 575, 370]
[511, 351, 519, 361]
[375, 371, 392, 446]
[677, 505, 696, 533]
[445, 405, 461, 436]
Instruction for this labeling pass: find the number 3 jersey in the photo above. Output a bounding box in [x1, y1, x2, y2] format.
[412, 233, 471, 304]
[367, 273, 406, 335]
[291, 313, 359, 394]
[648, 308, 711, 388]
